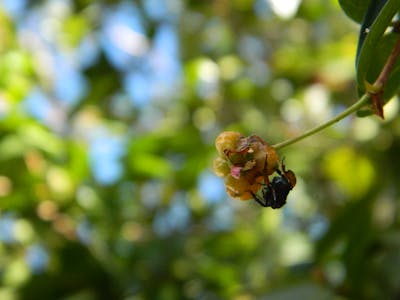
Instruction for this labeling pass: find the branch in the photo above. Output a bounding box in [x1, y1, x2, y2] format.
[272, 93, 371, 150]
[368, 33, 400, 118]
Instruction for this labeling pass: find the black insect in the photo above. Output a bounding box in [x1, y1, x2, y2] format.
[252, 166, 296, 209]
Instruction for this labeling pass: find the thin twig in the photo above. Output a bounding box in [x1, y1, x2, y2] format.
[374, 36, 400, 88]
[369, 34, 400, 118]
[272, 93, 371, 149]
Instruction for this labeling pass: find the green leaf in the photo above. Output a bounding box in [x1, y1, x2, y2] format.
[356, 0, 389, 62]
[356, 0, 400, 101]
[365, 33, 400, 98]
[339, 0, 372, 23]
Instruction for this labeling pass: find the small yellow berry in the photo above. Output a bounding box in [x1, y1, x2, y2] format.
[215, 131, 243, 156]
[225, 175, 253, 200]
[225, 175, 264, 200]
[212, 156, 230, 177]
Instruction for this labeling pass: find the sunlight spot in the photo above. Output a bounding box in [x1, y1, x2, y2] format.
[46, 167, 74, 199]
[268, 0, 301, 19]
[383, 97, 399, 121]
[77, 186, 99, 210]
[280, 233, 312, 266]
[281, 98, 303, 123]
[303, 84, 331, 123]
[196, 58, 220, 99]
[218, 55, 242, 80]
[193, 107, 216, 131]
[14, 219, 34, 244]
[198, 59, 219, 83]
[270, 78, 294, 102]
[352, 117, 379, 141]
[0, 94, 11, 118]
[3, 259, 30, 286]
[0, 288, 16, 300]
[109, 24, 149, 56]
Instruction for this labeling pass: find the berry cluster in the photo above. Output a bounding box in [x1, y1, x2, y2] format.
[213, 131, 296, 208]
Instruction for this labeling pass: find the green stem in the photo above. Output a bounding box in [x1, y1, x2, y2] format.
[272, 93, 371, 150]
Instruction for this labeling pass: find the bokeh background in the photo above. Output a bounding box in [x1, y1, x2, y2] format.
[1, 0, 400, 299]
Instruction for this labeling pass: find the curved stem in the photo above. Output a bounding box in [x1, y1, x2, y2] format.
[272, 93, 371, 150]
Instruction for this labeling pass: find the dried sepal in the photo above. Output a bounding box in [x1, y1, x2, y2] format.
[225, 175, 264, 200]
[213, 156, 230, 177]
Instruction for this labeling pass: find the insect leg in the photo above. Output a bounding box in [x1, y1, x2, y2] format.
[251, 191, 267, 207]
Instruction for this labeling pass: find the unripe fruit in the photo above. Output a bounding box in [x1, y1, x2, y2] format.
[215, 131, 243, 157]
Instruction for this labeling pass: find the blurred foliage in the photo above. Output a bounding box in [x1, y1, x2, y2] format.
[0, 1, 400, 300]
